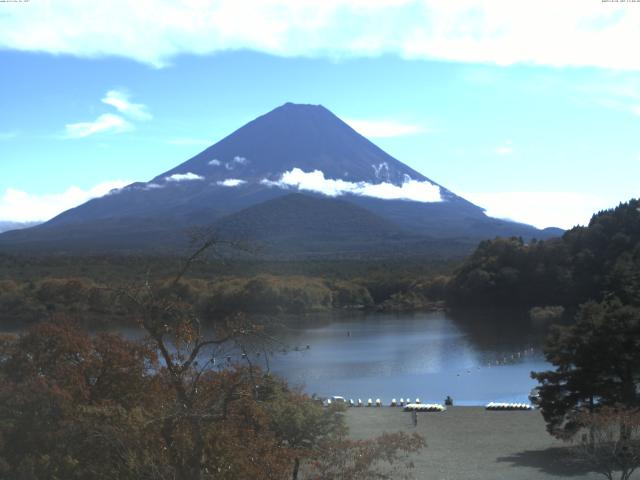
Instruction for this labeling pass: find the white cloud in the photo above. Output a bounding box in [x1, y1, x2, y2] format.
[64, 90, 150, 139]
[345, 119, 426, 138]
[216, 179, 247, 187]
[102, 90, 151, 121]
[462, 191, 621, 230]
[208, 159, 221, 166]
[0, 1, 638, 70]
[64, 113, 134, 139]
[261, 168, 442, 202]
[0, 180, 131, 222]
[165, 172, 205, 182]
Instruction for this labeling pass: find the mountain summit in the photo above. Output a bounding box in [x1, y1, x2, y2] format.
[0, 103, 561, 256]
[161, 102, 441, 187]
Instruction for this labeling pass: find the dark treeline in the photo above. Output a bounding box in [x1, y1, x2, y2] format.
[0, 253, 455, 282]
[0, 255, 454, 328]
[447, 198, 640, 309]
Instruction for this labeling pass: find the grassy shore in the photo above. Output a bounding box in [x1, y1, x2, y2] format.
[345, 407, 603, 480]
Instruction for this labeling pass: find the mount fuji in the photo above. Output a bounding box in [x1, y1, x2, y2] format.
[0, 103, 561, 257]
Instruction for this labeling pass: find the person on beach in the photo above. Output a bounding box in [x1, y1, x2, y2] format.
[445, 395, 453, 406]
[412, 409, 418, 427]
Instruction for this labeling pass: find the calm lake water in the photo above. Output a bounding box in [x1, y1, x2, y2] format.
[3, 310, 554, 406]
[255, 310, 552, 406]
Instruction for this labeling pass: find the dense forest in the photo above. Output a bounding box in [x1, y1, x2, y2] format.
[0, 255, 452, 328]
[447, 199, 640, 310]
[2, 199, 638, 329]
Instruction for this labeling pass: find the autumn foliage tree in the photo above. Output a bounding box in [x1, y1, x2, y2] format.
[0, 239, 426, 479]
[0, 322, 164, 479]
[0, 320, 425, 479]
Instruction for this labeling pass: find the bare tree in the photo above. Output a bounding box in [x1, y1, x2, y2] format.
[116, 233, 266, 480]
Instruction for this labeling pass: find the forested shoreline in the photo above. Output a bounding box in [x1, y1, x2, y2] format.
[1, 199, 638, 329]
[0, 257, 452, 328]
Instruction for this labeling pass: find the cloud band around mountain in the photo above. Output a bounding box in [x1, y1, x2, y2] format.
[260, 168, 442, 203]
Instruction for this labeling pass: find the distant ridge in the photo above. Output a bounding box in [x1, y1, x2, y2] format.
[0, 221, 41, 234]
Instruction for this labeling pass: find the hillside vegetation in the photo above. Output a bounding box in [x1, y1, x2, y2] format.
[0, 257, 453, 327]
[447, 198, 640, 309]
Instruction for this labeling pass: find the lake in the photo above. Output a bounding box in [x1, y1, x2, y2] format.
[1, 309, 554, 406]
[252, 310, 553, 406]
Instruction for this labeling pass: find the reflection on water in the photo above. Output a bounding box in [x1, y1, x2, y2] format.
[259, 311, 553, 406]
[2, 310, 555, 406]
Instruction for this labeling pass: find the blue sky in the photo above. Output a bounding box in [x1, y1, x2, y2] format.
[1, 0, 639, 229]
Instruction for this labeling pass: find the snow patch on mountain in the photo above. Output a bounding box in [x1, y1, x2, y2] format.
[225, 156, 249, 170]
[372, 162, 390, 181]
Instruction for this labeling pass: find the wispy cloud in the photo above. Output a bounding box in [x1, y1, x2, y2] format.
[65, 113, 134, 139]
[165, 172, 205, 182]
[102, 90, 152, 121]
[64, 90, 150, 139]
[261, 168, 442, 202]
[1, 1, 638, 70]
[345, 119, 427, 138]
[0, 180, 131, 222]
[462, 191, 619, 230]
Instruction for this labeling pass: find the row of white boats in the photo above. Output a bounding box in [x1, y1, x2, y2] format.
[325, 396, 533, 411]
[326, 396, 434, 408]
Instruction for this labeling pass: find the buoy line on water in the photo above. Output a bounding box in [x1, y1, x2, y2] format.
[485, 402, 533, 410]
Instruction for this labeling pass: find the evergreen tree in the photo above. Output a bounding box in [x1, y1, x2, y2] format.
[532, 298, 640, 439]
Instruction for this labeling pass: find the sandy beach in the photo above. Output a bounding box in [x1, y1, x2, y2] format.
[345, 407, 603, 480]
